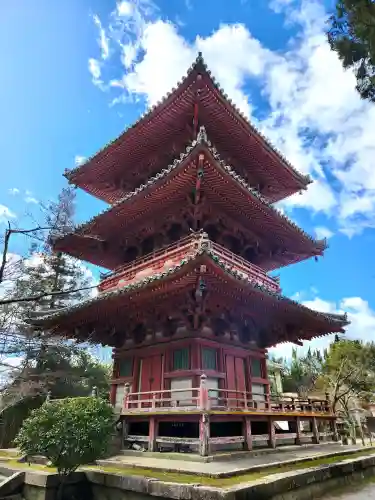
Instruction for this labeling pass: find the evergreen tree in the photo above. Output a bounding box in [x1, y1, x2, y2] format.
[0, 187, 109, 445]
[0, 349, 110, 447]
[328, 0, 375, 102]
[1, 187, 97, 407]
[281, 348, 324, 395]
[14, 187, 92, 314]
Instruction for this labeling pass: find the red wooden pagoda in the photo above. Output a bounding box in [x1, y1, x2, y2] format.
[31, 53, 349, 456]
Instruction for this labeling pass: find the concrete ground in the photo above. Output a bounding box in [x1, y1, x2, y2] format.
[97, 442, 371, 475]
[323, 484, 375, 499]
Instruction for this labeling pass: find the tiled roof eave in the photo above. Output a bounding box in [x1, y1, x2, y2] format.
[64, 53, 311, 189]
[55, 132, 325, 254]
[28, 246, 349, 332]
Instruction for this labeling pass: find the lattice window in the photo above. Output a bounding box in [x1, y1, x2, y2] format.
[173, 348, 189, 370]
[202, 348, 217, 370]
[251, 358, 262, 378]
[118, 358, 133, 377]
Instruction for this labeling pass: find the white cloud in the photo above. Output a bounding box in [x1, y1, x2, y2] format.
[6, 189, 38, 205]
[269, 296, 375, 359]
[8, 188, 19, 196]
[314, 226, 334, 240]
[0, 252, 22, 299]
[88, 58, 103, 88]
[93, 14, 110, 60]
[0, 205, 16, 224]
[24, 196, 38, 204]
[117, 0, 134, 16]
[74, 155, 86, 166]
[0, 356, 24, 388]
[282, 180, 337, 214]
[22, 190, 38, 204]
[88, 0, 375, 237]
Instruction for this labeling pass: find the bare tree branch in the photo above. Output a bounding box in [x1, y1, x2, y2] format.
[0, 224, 59, 285]
[0, 222, 11, 285]
[0, 284, 96, 306]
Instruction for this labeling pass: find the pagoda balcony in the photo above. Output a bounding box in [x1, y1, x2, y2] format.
[121, 384, 332, 416]
[98, 234, 280, 294]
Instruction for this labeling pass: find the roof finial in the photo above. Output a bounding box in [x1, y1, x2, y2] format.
[197, 125, 207, 143]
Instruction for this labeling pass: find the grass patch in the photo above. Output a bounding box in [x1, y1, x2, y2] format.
[1, 448, 375, 488]
[0, 450, 21, 458]
[2, 460, 57, 473]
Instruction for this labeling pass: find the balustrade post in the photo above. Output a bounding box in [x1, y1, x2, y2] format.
[266, 390, 270, 410]
[45, 391, 51, 403]
[152, 393, 156, 409]
[123, 382, 131, 410]
[199, 374, 210, 410]
[325, 392, 331, 413]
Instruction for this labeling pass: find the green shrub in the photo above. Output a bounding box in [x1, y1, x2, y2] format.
[15, 397, 114, 476]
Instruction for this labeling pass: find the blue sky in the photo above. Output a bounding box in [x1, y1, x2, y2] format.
[1, 0, 375, 357]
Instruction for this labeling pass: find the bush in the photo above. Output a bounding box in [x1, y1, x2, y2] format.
[15, 397, 114, 476]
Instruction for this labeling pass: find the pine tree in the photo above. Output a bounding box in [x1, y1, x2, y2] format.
[2, 187, 96, 404]
[328, 0, 375, 102]
[14, 187, 92, 314]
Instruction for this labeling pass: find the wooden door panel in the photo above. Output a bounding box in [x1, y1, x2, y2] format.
[139, 355, 163, 405]
[226, 355, 247, 407]
[226, 355, 237, 405]
[235, 357, 246, 407]
[150, 355, 162, 392]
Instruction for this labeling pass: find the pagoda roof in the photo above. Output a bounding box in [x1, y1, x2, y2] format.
[28, 245, 349, 348]
[55, 132, 326, 272]
[65, 53, 311, 204]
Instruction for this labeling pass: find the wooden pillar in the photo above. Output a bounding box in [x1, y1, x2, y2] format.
[122, 418, 128, 448]
[192, 341, 199, 369]
[331, 418, 339, 442]
[312, 417, 320, 444]
[243, 417, 252, 451]
[268, 417, 276, 449]
[148, 417, 157, 452]
[110, 358, 118, 405]
[123, 382, 131, 410]
[199, 413, 210, 456]
[110, 384, 117, 406]
[133, 356, 140, 392]
[199, 373, 210, 410]
[295, 417, 302, 445]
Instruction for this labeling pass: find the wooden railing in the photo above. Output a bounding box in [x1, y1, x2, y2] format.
[210, 241, 280, 292]
[121, 374, 332, 415]
[99, 234, 198, 292]
[99, 233, 280, 293]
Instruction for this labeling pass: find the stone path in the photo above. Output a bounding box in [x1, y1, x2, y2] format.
[100, 443, 368, 475]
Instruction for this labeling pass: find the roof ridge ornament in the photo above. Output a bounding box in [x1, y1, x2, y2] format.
[197, 125, 208, 143]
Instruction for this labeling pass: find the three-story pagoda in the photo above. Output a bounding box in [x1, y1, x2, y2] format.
[31, 54, 349, 456]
